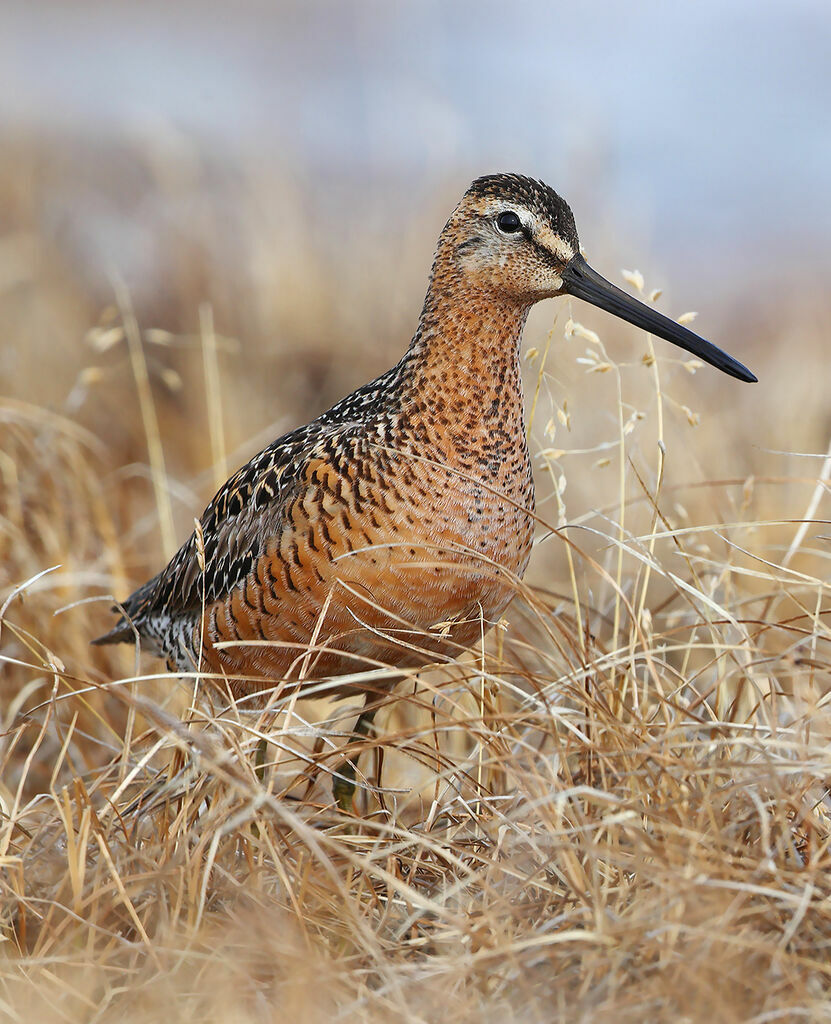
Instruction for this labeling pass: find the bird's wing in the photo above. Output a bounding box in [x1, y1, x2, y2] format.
[93, 418, 364, 645]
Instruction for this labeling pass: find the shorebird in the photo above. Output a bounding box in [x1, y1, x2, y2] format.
[94, 173, 756, 807]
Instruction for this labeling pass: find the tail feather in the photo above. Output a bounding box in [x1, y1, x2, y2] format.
[90, 616, 139, 646]
[91, 576, 160, 648]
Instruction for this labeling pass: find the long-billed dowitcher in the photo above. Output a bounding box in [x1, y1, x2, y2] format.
[94, 173, 756, 806]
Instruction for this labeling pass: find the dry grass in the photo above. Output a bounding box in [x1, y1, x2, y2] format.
[2, 138, 831, 1022]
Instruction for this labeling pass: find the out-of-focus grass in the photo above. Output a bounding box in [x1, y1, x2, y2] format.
[2, 137, 831, 1022]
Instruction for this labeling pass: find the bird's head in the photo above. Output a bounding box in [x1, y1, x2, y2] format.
[440, 173, 756, 383]
[447, 173, 580, 301]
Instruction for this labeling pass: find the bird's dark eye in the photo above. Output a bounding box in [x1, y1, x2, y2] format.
[496, 211, 522, 234]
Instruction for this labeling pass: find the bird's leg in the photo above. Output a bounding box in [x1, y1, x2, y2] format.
[254, 736, 269, 783]
[332, 699, 378, 812]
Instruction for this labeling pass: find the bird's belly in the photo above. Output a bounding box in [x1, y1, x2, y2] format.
[194, 452, 534, 694]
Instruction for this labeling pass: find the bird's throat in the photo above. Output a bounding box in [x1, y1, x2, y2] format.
[400, 283, 531, 445]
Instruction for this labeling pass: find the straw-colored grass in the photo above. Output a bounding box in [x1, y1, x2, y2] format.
[2, 139, 831, 1022]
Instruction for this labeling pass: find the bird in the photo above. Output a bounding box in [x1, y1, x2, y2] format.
[93, 173, 757, 808]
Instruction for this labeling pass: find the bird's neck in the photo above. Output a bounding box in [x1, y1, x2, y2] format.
[398, 273, 531, 441]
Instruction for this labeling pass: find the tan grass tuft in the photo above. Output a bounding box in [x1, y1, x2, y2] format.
[2, 141, 831, 1021]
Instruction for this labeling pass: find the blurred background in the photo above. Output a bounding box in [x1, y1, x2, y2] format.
[1, 0, 830, 652]
[3, 0, 830, 276]
[3, 0, 830, 409]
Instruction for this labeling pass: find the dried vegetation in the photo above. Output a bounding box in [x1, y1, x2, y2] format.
[2, 139, 831, 1022]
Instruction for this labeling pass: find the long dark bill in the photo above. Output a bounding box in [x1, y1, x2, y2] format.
[561, 255, 757, 383]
